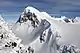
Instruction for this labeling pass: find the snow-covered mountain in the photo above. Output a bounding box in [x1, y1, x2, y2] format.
[11, 6, 80, 53]
[12, 6, 51, 45]
[11, 6, 61, 53]
[73, 17, 80, 23]
[0, 6, 80, 53]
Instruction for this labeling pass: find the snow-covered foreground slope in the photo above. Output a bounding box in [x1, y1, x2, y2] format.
[0, 15, 28, 53]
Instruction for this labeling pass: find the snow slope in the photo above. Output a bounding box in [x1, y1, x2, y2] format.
[0, 15, 26, 53]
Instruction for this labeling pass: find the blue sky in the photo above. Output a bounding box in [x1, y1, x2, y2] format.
[0, 0, 80, 22]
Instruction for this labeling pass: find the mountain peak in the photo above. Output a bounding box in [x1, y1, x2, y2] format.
[24, 6, 40, 13]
